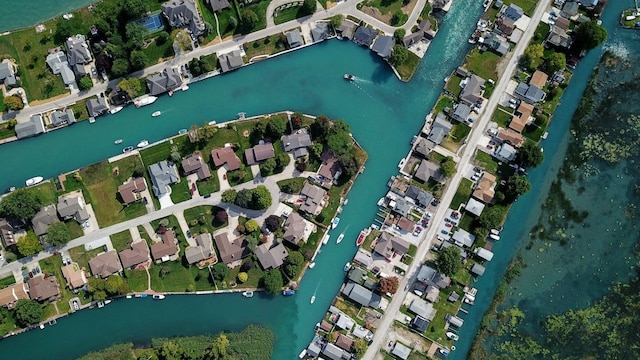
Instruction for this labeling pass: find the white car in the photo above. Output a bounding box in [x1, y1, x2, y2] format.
[0, 252, 4, 262]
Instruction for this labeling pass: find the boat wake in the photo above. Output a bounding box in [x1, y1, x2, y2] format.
[603, 40, 630, 61]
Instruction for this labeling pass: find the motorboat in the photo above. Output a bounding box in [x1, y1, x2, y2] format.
[446, 332, 459, 341]
[282, 289, 295, 296]
[97, 300, 105, 308]
[181, 84, 189, 91]
[152, 111, 162, 117]
[490, 229, 500, 235]
[322, 234, 330, 245]
[178, 129, 187, 134]
[114, 139, 123, 144]
[336, 233, 345, 244]
[242, 291, 254, 298]
[25, 176, 44, 187]
[126, 295, 132, 299]
[344, 73, 355, 81]
[39, 324, 45, 330]
[104, 300, 112, 305]
[122, 146, 134, 153]
[356, 230, 367, 246]
[344, 262, 351, 272]
[153, 294, 165, 300]
[310, 295, 316, 304]
[331, 217, 340, 229]
[489, 234, 500, 241]
[134, 96, 158, 107]
[137, 140, 149, 148]
[110, 106, 123, 114]
[308, 262, 316, 269]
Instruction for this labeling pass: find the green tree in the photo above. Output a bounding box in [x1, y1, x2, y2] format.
[93, 290, 107, 301]
[545, 52, 566, 73]
[188, 58, 203, 76]
[276, 153, 290, 169]
[118, 78, 142, 99]
[237, 272, 248, 283]
[235, 189, 252, 208]
[213, 334, 230, 357]
[111, 58, 130, 78]
[260, 158, 277, 175]
[160, 340, 183, 360]
[518, 141, 544, 168]
[252, 185, 272, 209]
[174, 30, 192, 51]
[389, 45, 408, 66]
[245, 219, 260, 233]
[211, 263, 229, 281]
[105, 275, 128, 295]
[3, 95, 23, 110]
[262, 269, 284, 294]
[478, 205, 504, 230]
[241, 10, 259, 30]
[506, 174, 531, 198]
[7, 118, 17, 129]
[78, 76, 94, 90]
[284, 251, 304, 278]
[311, 115, 331, 141]
[435, 246, 461, 277]
[15, 300, 43, 327]
[354, 338, 368, 358]
[302, 0, 317, 14]
[339, 153, 358, 179]
[0, 188, 42, 219]
[330, 14, 344, 29]
[267, 117, 287, 138]
[46, 222, 71, 246]
[393, 28, 406, 42]
[156, 31, 170, 45]
[246, 235, 259, 250]
[521, 43, 543, 69]
[440, 157, 456, 178]
[124, 0, 150, 19]
[53, 17, 84, 43]
[221, 189, 237, 203]
[326, 131, 353, 155]
[17, 232, 43, 257]
[129, 50, 148, 70]
[391, 11, 408, 26]
[573, 20, 607, 52]
[125, 22, 147, 48]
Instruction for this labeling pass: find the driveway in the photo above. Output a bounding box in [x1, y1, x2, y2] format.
[159, 194, 174, 209]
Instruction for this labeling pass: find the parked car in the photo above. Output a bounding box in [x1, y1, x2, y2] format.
[186, 230, 192, 238]
[441, 230, 449, 235]
[72, 300, 79, 311]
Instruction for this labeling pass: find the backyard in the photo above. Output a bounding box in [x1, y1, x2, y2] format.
[396, 50, 421, 81]
[464, 48, 501, 80]
[68, 245, 104, 273]
[183, 205, 228, 236]
[450, 178, 473, 210]
[110, 230, 134, 252]
[243, 34, 287, 61]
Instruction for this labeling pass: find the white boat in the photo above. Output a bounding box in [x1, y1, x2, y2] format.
[331, 217, 340, 229]
[489, 234, 500, 241]
[490, 229, 500, 235]
[344, 73, 355, 81]
[110, 106, 123, 114]
[344, 262, 351, 272]
[114, 139, 123, 144]
[299, 349, 307, 359]
[242, 291, 254, 298]
[137, 140, 149, 148]
[336, 233, 345, 244]
[88, 117, 96, 123]
[310, 295, 316, 304]
[153, 294, 165, 300]
[322, 234, 330, 245]
[97, 301, 105, 308]
[39, 324, 45, 330]
[104, 300, 112, 305]
[126, 295, 132, 299]
[308, 262, 316, 269]
[134, 96, 158, 107]
[123, 146, 134, 153]
[181, 84, 189, 91]
[446, 332, 459, 341]
[26, 176, 44, 187]
[151, 111, 162, 117]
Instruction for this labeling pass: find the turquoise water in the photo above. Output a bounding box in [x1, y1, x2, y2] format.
[0, 0, 96, 32]
[0, 0, 486, 358]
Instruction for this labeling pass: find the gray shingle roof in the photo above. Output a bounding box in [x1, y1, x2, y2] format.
[51, 109, 76, 126]
[283, 212, 306, 245]
[15, 115, 46, 139]
[255, 242, 288, 269]
[342, 282, 373, 307]
[353, 27, 377, 46]
[162, 0, 206, 35]
[460, 75, 485, 106]
[371, 35, 395, 58]
[148, 161, 180, 197]
[31, 205, 59, 236]
[414, 159, 443, 183]
[65, 34, 92, 67]
[87, 97, 109, 117]
[282, 133, 312, 156]
[285, 30, 303, 48]
[147, 68, 182, 96]
[218, 50, 244, 73]
[452, 103, 472, 122]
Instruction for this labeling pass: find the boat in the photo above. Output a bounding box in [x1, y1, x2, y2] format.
[282, 289, 295, 296]
[336, 233, 345, 244]
[97, 300, 105, 308]
[114, 139, 123, 144]
[331, 217, 340, 229]
[137, 140, 149, 148]
[299, 349, 307, 359]
[446, 332, 459, 341]
[126, 295, 132, 299]
[489, 234, 500, 241]
[39, 324, 45, 330]
[308, 262, 316, 269]
[88, 117, 95, 123]
[242, 291, 254, 298]
[310, 295, 316, 304]
[110, 106, 123, 114]
[134, 96, 158, 107]
[25, 176, 44, 187]
[48, 319, 57, 326]
[122, 146, 134, 153]
[344, 262, 351, 272]
[322, 234, 330, 245]
[356, 229, 367, 246]
[482, 0, 491, 10]
[181, 84, 189, 91]
[490, 229, 500, 235]
[151, 111, 162, 117]
[344, 73, 355, 81]
[153, 294, 165, 300]
[104, 300, 112, 305]
[178, 128, 187, 134]
[139, 293, 148, 298]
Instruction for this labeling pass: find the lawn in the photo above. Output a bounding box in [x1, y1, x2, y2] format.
[522, 116, 548, 142]
[123, 269, 149, 292]
[448, 124, 471, 143]
[65, 220, 84, 240]
[243, 34, 287, 61]
[427, 284, 464, 344]
[170, 178, 192, 203]
[138, 225, 154, 246]
[465, 48, 501, 80]
[274, 7, 304, 26]
[27, 181, 58, 206]
[316, 183, 347, 227]
[183, 205, 228, 236]
[445, 75, 464, 99]
[493, 107, 513, 128]
[222, 256, 264, 289]
[508, 0, 537, 16]
[0, 122, 16, 140]
[277, 178, 306, 193]
[68, 245, 104, 273]
[39, 255, 74, 313]
[111, 230, 133, 252]
[196, 175, 220, 196]
[148, 261, 195, 292]
[450, 178, 473, 210]
[475, 151, 499, 174]
[433, 95, 454, 116]
[140, 35, 175, 65]
[0, 274, 16, 288]
[139, 141, 177, 165]
[362, 0, 408, 17]
[396, 50, 421, 81]
[70, 98, 90, 121]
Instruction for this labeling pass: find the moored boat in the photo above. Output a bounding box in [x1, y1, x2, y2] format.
[151, 111, 162, 117]
[282, 289, 295, 296]
[134, 96, 158, 107]
[104, 300, 112, 305]
[489, 234, 500, 241]
[344, 73, 355, 81]
[110, 106, 123, 114]
[178, 128, 187, 134]
[490, 229, 500, 235]
[343, 262, 351, 272]
[308, 262, 316, 269]
[446, 332, 459, 341]
[114, 139, 123, 144]
[356, 229, 367, 246]
[336, 233, 345, 244]
[123, 146, 134, 153]
[322, 234, 330, 245]
[181, 84, 189, 91]
[331, 217, 340, 229]
[242, 291, 254, 298]
[25, 176, 44, 187]
[153, 294, 165, 300]
[137, 140, 149, 148]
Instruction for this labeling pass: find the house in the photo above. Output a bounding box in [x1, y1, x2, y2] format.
[495, 17, 516, 35]
[162, 0, 206, 36]
[397, 216, 415, 232]
[452, 229, 476, 247]
[185, 233, 215, 264]
[427, 115, 453, 144]
[206, 0, 230, 12]
[0, 283, 29, 308]
[347, 267, 366, 283]
[0, 61, 17, 88]
[514, 82, 545, 104]
[417, 264, 451, 288]
[409, 298, 436, 320]
[57, 193, 90, 224]
[473, 172, 497, 203]
[322, 343, 344, 360]
[335, 313, 355, 330]
[317, 150, 342, 186]
[319, 320, 333, 332]
[554, 16, 570, 31]
[465, 198, 486, 217]
[218, 50, 244, 73]
[31, 205, 59, 236]
[471, 263, 486, 276]
[391, 343, 411, 360]
[147, 68, 182, 96]
[390, 197, 411, 217]
[148, 160, 180, 197]
[546, 26, 573, 49]
[403, 31, 425, 47]
[50, 109, 76, 127]
[61, 264, 87, 289]
[404, 185, 433, 207]
[27, 275, 60, 302]
[410, 315, 429, 332]
[352, 325, 373, 340]
[494, 142, 517, 162]
[509, 101, 534, 132]
[211, 146, 241, 170]
[15, 114, 46, 139]
[337, 19, 357, 40]
[311, 22, 330, 42]
[474, 247, 494, 261]
[89, 250, 123, 278]
[214, 232, 249, 264]
[0, 217, 24, 248]
[285, 30, 304, 48]
[414, 159, 444, 183]
[483, 32, 509, 56]
[45, 51, 75, 86]
[353, 26, 377, 47]
[503, 3, 524, 21]
[65, 34, 92, 75]
[118, 178, 147, 204]
[86, 97, 109, 118]
[119, 241, 150, 269]
[181, 151, 212, 180]
[283, 212, 307, 245]
[150, 229, 179, 261]
[459, 75, 486, 106]
[425, 285, 440, 302]
[497, 128, 525, 148]
[353, 251, 373, 268]
[529, 70, 549, 89]
[282, 132, 312, 158]
[371, 35, 395, 59]
[335, 333, 353, 352]
[300, 183, 327, 215]
[446, 313, 464, 328]
[414, 138, 435, 158]
[255, 242, 288, 269]
[341, 281, 373, 307]
[374, 232, 410, 259]
[561, 1, 579, 17]
[451, 103, 472, 123]
[244, 143, 275, 165]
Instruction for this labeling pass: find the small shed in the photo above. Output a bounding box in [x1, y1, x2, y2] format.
[471, 263, 486, 276]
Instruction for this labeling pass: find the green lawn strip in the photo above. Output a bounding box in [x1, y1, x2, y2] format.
[140, 36, 175, 65]
[426, 284, 464, 344]
[0, 311, 17, 336]
[123, 269, 149, 292]
[26, 181, 57, 206]
[196, 175, 220, 196]
[464, 49, 500, 80]
[274, 7, 302, 25]
[0, 122, 16, 140]
[148, 261, 195, 292]
[200, 53, 218, 70]
[445, 75, 464, 98]
[65, 221, 84, 240]
[433, 95, 454, 115]
[277, 178, 306, 193]
[39, 255, 74, 313]
[316, 184, 346, 227]
[243, 34, 287, 61]
[362, 230, 381, 251]
[70, 98, 90, 121]
[183, 205, 228, 235]
[111, 230, 134, 252]
[493, 107, 513, 128]
[540, 86, 563, 115]
[68, 245, 103, 273]
[170, 178, 192, 203]
[407, 244, 417, 257]
[457, 214, 474, 232]
[139, 141, 174, 165]
[0, 95, 6, 113]
[475, 151, 499, 174]
[138, 225, 154, 246]
[362, 0, 406, 16]
[396, 50, 421, 81]
[222, 256, 264, 289]
[0, 274, 16, 288]
[299, 229, 322, 260]
[450, 178, 473, 210]
[448, 124, 471, 143]
[522, 117, 548, 142]
[428, 151, 445, 164]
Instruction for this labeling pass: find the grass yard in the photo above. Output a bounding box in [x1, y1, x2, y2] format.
[532, 22, 550, 45]
[277, 178, 306, 194]
[140, 35, 175, 65]
[448, 123, 471, 143]
[316, 183, 347, 227]
[111, 230, 134, 252]
[396, 50, 421, 81]
[123, 269, 149, 292]
[450, 178, 473, 210]
[170, 178, 192, 203]
[465, 49, 500, 80]
[196, 175, 220, 196]
[0, 122, 16, 140]
[66, 220, 85, 240]
[138, 225, 154, 246]
[508, 0, 537, 16]
[426, 285, 464, 344]
[148, 261, 194, 292]
[183, 206, 228, 236]
[222, 256, 264, 289]
[243, 34, 287, 61]
[68, 245, 103, 274]
[274, 7, 304, 25]
[0, 274, 16, 288]
[39, 255, 75, 313]
[362, 0, 407, 17]
[433, 95, 454, 116]
[445, 75, 464, 98]
[70, 98, 90, 121]
[475, 151, 499, 174]
[493, 107, 513, 128]
[522, 117, 548, 142]
[27, 181, 58, 206]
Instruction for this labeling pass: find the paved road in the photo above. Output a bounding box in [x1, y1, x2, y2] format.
[362, 1, 551, 359]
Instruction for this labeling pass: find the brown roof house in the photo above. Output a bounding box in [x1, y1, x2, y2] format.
[509, 102, 534, 133]
[118, 178, 147, 204]
[497, 128, 525, 148]
[529, 70, 549, 89]
[374, 232, 410, 260]
[57, 192, 91, 224]
[182, 151, 212, 180]
[0, 283, 29, 309]
[185, 233, 216, 265]
[300, 183, 327, 215]
[31, 205, 59, 236]
[414, 159, 444, 183]
[335, 333, 354, 352]
[255, 242, 288, 270]
[214, 232, 250, 265]
[317, 150, 342, 187]
[89, 251, 123, 278]
[283, 212, 307, 246]
[397, 217, 416, 233]
[61, 264, 88, 290]
[150, 229, 179, 261]
[0, 217, 24, 248]
[245, 143, 275, 165]
[472, 173, 497, 203]
[211, 146, 241, 171]
[119, 241, 150, 269]
[28, 275, 60, 302]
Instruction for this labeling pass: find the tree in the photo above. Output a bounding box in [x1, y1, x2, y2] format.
[118, 78, 142, 99]
[379, 276, 400, 294]
[3, 95, 23, 110]
[330, 15, 344, 29]
[284, 251, 305, 278]
[124, 0, 150, 19]
[391, 11, 408, 26]
[174, 30, 192, 52]
[228, 16, 238, 30]
[214, 209, 228, 225]
[573, 20, 607, 52]
[111, 58, 130, 77]
[46, 222, 71, 246]
[276, 153, 290, 169]
[156, 31, 170, 45]
[339, 153, 358, 179]
[506, 174, 531, 198]
[260, 158, 277, 175]
[267, 117, 287, 138]
[545, 52, 566, 73]
[265, 215, 282, 232]
[326, 131, 353, 155]
[17, 232, 43, 257]
[252, 185, 272, 209]
[393, 29, 406, 42]
[262, 269, 284, 294]
[235, 189, 252, 208]
[0, 188, 42, 219]
[241, 10, 259, 30]
[78, 76, 94, 90]
[7, 118, 17, 129]
[129, 50, 148, 70]
[212, 334, 230, 357]
[160, 340, 183, 360]
[125, 22, 148, 48]
[478, 205, 504, 230]
[221, 189, 237, 203]
[302, 0, 317, 14]
[354, 338, 368, 358]
[389, 45, 408, 66]
[245, 219, 260, 233]
[238, 272, 248, 283]
[211, 263, 229, 281]
[518, 141, 544, 168]
[105, 275, 128, 295]
[521, 43, 543, 69]
[435, 246, 461, 277]
[440, 157, 457, 178]
[246, 235, 259, 250]
[14, 299, 43, 327]
[311, 115, 331, 141]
